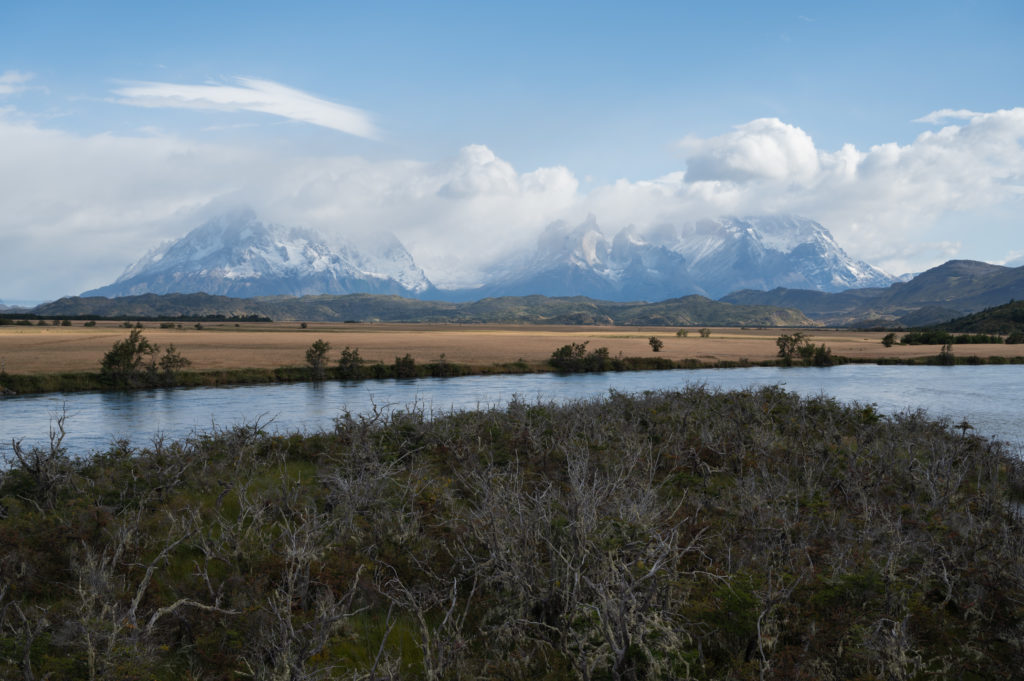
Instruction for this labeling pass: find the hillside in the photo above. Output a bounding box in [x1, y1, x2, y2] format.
[32, 292, 813, 326]
[931, 299, 1024, 333]
[721, 259, 1024, 326]
[2, 388, 1022, 679]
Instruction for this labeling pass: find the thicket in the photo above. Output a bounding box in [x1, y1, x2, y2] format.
[2, 388, 1024, 679]
[775, 332, 835, 367]
[900, 330, 1005, 345]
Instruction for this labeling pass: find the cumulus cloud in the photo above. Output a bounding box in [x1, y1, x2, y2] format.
[2, 105, 1024, 300]
[0, 70, 35, 95]
[679, 118, 820, 183]
[595, 107, 1024, 274]
[113, 77, 378, 139]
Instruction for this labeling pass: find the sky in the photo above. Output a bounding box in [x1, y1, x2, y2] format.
[2, 0, 1023, 303]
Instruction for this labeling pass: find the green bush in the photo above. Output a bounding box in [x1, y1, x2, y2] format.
[549, 341, 611, 372]
[305, 338, 331, 380]
[394, 353, 417, 378]
[337, 346, 363, 379]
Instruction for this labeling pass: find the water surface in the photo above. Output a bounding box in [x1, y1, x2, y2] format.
[2, 365, 1021, 454]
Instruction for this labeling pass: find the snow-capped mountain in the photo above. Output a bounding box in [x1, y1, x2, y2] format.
[83, 210, 433, 298]
[455, 215, 893, 302]
[666, 216, 894, 298]
[467, 216, 701, 301]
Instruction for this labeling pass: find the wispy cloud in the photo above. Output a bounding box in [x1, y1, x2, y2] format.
[0, 70, 35, 95]
[112, 77, 378, 139]
[913, 109, 985, 124]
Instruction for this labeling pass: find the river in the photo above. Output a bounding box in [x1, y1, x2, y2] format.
[2, 364, 1022, 455]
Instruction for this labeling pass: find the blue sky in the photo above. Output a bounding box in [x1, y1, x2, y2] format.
[2, 1, 1023, 301]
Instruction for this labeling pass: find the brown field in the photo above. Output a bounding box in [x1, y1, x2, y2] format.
[1, 321, 1020, 375]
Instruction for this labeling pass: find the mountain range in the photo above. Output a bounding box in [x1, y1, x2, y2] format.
[82, 211, 895, 302]
[460, 215, 892, 302]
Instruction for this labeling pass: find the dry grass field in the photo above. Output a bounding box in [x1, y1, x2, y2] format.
[2, 320, 1020, 376]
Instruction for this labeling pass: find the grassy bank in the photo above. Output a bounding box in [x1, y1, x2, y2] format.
[2, 387, 1023, 679]
[3, 351, 1024, 396]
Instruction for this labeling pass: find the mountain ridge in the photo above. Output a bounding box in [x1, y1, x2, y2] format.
[34, 291, 812, 326]
[721, 260, 1024, 326]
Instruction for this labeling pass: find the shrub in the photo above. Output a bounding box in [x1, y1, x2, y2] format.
[776, 332, 807, 366]
[699, 328, 712, 338]
[100, 328, 158, 387]
[938, 342, 955, 365]
[337, 346, 362, 379]
[306, 338, 331, 380]
[84, 320, 96, 327]
[649, 336, 664, 352]
[60, 319, 72, 327]
[881, 332, 896, 347]
[394, 353, 417, 378]
[549, 341, 611, 372]
[676, 328, 689, 338]
[158, 344, 191, 380]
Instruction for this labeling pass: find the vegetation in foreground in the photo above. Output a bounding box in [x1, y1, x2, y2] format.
[2, 387, 1024, 679]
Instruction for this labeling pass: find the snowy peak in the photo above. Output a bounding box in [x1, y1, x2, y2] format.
[468, 214, 893, 302]
[85, 211, 433, 299]
[667, 216, 894, 296]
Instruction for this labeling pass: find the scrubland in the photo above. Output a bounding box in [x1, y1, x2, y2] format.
[2, 387, 1023, 679]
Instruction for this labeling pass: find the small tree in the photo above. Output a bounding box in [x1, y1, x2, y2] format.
[100, 328, 158, 387]
[676, 328, 688, 337]
[306, 338, 331, 380]
[881, 332, 896, 348]
[394, 353, 417, 378]
[338, 346, 363, 379]
[649, 336, 664, 352]
[699, 327, 711, 338]
[938, 342, 955, 365]
[775, 332, 807, 366]
[158, 344, 191, 382]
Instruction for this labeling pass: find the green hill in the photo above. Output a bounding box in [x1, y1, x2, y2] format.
[932, 299, 1024, 333]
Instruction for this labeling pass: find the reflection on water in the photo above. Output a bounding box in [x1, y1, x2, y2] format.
[3, 364, 1023, 454]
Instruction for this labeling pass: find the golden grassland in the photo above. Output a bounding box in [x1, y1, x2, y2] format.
[2, 320, 1019, 375]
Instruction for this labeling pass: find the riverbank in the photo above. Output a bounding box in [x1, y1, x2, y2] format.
[3, 351, 1024, 396]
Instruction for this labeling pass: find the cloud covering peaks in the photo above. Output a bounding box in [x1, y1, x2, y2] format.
[113, 77, 378, 139]
[2, 103, 1024, 299]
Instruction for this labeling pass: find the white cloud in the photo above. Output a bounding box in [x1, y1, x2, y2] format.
[913, 109, 985, 124]
[0, 70, 35, 95]
[113, 77, 378, 139]
[2, 106, 1024, 300]
[679, 118, 820, 183]
[595, 107, 1024, 274]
